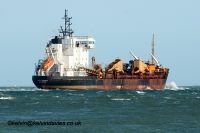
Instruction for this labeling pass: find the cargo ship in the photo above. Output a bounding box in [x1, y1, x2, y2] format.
[32, 10, 169, 90]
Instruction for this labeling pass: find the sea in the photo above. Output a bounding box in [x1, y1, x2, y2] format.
[0, 82, 200, 133]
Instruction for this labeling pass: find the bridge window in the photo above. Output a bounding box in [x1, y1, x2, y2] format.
[89, 41, 94, 44]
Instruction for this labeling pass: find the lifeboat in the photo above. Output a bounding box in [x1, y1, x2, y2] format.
[42, 58, 54, 71]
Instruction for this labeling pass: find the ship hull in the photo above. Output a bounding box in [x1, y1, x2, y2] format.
[32, 76, 168, 90]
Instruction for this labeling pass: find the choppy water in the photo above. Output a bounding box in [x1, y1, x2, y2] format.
[0, 82, 200, 133]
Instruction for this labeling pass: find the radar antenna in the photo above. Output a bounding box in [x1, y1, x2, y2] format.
[60, 9, 73, 36]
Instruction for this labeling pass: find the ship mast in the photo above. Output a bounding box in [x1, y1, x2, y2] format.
[60, 9, 73, 37]
[151, 34, 154, 64]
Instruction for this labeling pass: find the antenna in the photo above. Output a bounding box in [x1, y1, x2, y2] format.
[59, 9, 73, 37]
[151, 34, 154, 64]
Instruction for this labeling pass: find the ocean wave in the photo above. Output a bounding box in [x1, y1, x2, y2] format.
[68, 93, 77, 96]
[164, 82, 187, 90]
[0, 96, 15, 100]
[192, 92, 198, 95]
[111, 98, 130, 101]
[136, 91, 146, 94]
[52, 95, 59, 98]
[0, 87, 41, 91]
[67, 89, 77, 91]
[96, 91, 103, 94]
[164, 97, 172, 99]
[0, 92, 15, 100]
[145, 87, 153, 90]
[79, 94, 84, 96]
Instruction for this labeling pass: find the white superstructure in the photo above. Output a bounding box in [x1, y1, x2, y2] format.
[35, 10, 95, 77]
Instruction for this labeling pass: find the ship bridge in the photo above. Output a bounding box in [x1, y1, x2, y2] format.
[74, 36, 95, 49]
[36, 10, 96, 77]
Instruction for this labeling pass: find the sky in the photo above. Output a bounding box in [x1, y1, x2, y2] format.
[0, 0, 200, 86]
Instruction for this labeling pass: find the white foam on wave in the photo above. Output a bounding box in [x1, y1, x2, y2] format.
[136, 91, 146, 94]
[145, 87, 153, 90]
[111, 98, 130, 101]
[40, 89, 52, 91]
[68, 93, 77, 96]
[0, 87, 41, 91]
[164, 82, 186, 90]
[52, 95, 59, 98]
[0, 96, 15, 100]
[96, 91, 103, 94]
[164, 97, 171, 99]
[68, 90, 77, 91]
[0, 92, 15, 100]
[165, 82, 179, 90]
[192, 92, 198, 95]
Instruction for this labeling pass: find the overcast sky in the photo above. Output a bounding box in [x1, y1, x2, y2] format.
[0, 0, 200, 86]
